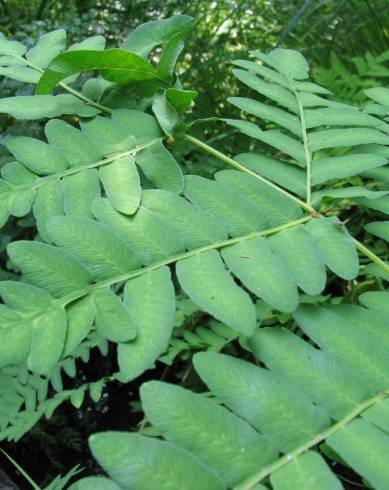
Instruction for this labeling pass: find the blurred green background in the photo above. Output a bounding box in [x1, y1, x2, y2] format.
[2, 0, 389, 113]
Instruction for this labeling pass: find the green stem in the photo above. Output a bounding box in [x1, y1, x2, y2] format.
[25, 60, 113, 114]
[9, 216, 311, 328]
[57, 215, 312, 307]
[59, 80, 112, 114]
[234, 389, 389, 490]
[0, 449, 41, 490]
[184, 134, 313, 213]
[185, 134, 389, 274]
[6, 139, 160, 194]
[353, 238, 389, 274]
[12, 216, 311, 327]
[294, 89, 312, 206]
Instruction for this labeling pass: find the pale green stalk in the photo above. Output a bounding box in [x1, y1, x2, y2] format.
[6, 215, 311, 327]
[185, 134, 389, 274]
[59, 215, 312, 307]
[0, 449, 42, 490]
[294, 89, 312, 206]
[184, 134, 313, 212]
[6, 139, 160, 194]
[234, 390, 389, 490]
[24, 59, 112, 114]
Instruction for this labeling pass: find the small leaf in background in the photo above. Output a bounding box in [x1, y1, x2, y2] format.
[26, 29, 67, 69]
[157, 33, 186, 80]
[69, 35, 106, 51]
[121, 15, 195, 58]
[0, 34, 26, 57]
[152, 88, 197, 136]
[0, 94, 100, 119]
[70, 386, 86, 409]
[82, 78, 114, 101]
[365, 87, 389, 108]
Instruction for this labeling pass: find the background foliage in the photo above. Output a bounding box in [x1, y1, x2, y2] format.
[0, 1, 388, 488]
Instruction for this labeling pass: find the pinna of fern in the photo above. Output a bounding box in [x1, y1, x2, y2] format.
[0, 15, 197, 441]
[71, 296, 389, 490]
[185, 47, 389, 275]
[224, 49, 389, 207]
[0, 15, 195, 118]
[0, 91, 368, 378]
[0, 175, 359, 374]
[313, 50, 389, 106]
[0, 110, 182, 232]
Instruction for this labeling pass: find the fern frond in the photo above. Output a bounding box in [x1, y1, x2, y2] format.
[0, 16, 194, 119]
[1, 177, 359, 379]
[0, 109, 183, 230]
[227, 48, 389, 209]
[314, 51, 389, 105]
[0, 29, 107, 118]
[365, 87, 389, 119]
[0, 331, 108, 442]
[74, 301, 389, 489]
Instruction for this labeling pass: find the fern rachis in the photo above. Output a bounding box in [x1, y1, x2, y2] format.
[73, 299, 389, 489]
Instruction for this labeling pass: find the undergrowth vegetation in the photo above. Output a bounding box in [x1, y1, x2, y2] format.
[0, 8, 389, 490]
